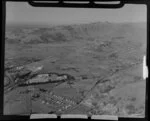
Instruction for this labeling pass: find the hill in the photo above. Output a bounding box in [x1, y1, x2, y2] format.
[6, 22, 146, 44]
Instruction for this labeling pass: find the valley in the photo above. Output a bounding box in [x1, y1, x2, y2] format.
[4, 22, 146, 117]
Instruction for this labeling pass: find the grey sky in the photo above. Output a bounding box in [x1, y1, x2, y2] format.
[6, 2, 147, 25]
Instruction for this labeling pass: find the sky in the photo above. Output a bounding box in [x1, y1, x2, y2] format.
[6, 2, 147, 25]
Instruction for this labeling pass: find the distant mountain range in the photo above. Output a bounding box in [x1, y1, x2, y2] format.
[5, 22, 146, 44]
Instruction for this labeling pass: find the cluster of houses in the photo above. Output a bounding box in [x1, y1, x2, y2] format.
[40, 91, 76, 112]
[5, 63, 78, 113]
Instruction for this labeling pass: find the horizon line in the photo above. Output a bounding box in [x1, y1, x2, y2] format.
[6, 20, 147, 27]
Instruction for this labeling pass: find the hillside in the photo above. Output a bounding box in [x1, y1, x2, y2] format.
[6, 22, 146, 44]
